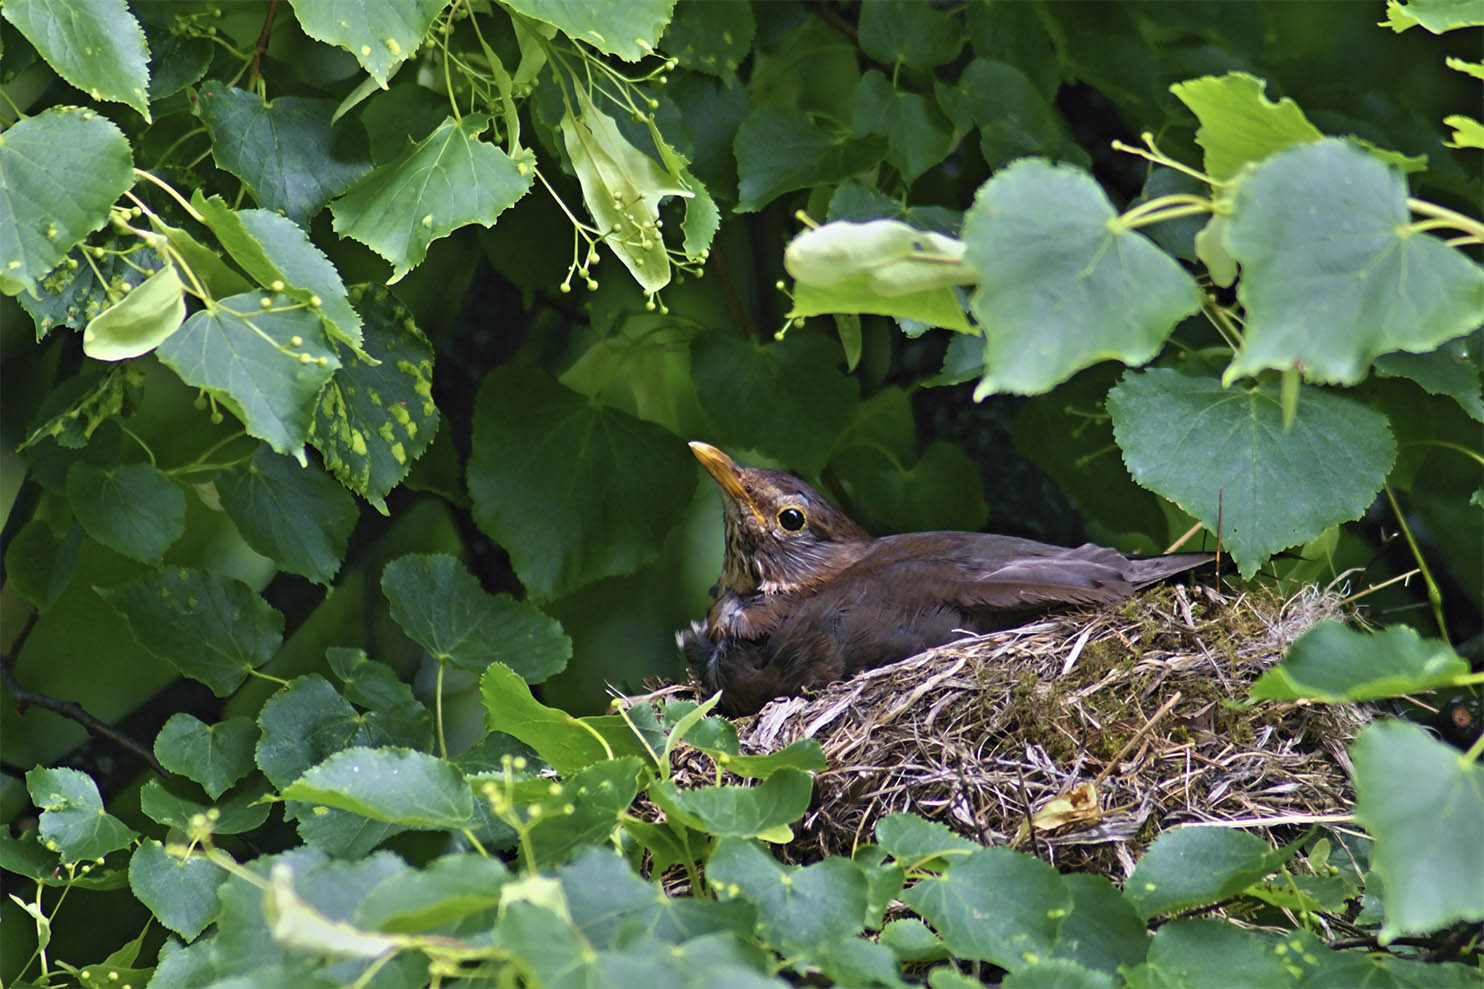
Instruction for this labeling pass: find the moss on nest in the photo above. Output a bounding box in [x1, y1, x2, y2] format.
[653, 583, 1367, 878]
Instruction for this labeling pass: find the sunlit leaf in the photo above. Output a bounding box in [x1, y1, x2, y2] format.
[80, 263, 185, 361]
[1169, 72, 1321, 181]
[479, 662, 653, 776]
[963, 159, 1201, 396]
[1352, 720, 1484, 939]
[281, 747, 474, 829]
[500, 0, 676, 61]
[1250, 622, 1470, 703]
[1223, 140, 1484, 386]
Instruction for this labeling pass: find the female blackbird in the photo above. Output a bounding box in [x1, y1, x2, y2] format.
[680, 442, 1211, 715]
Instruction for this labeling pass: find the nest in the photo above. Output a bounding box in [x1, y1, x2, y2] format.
[655, 583, 1368, 877]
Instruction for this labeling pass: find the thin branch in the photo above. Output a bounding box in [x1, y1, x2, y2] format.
[2, 611, 168, 776]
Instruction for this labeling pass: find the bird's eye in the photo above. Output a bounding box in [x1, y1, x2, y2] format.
[777, 507, 807, 532]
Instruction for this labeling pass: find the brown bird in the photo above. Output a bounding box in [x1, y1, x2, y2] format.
[680, 442, 1211, 715]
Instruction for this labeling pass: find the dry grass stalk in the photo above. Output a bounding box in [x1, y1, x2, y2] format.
[656, 582, 1368, 877]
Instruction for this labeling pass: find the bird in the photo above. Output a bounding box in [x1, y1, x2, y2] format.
[679, 442, 1212, 716]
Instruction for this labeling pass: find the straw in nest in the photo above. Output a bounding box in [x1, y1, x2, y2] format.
[657, 582, 1367, 878]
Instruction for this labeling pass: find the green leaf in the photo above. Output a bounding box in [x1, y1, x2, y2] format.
[1003, 960, 1115, 989]
[354, 853, 509, 932]
[880, 918, 950, 963]
[103, 566, 283, 697]
[20, 235, 159, 339]
[691, 332, 860, 475]
[901, 847, 1071, 972]
[962, 159, 1202, 397]
[852, 71, 954, 184]
[468, 366, 697, 600]
[26, 766, 137, 863]
[1383, 0, 1484, 33]
[20, 364, 137, 450]
[693, 740, 826, 781]
[1123, 826, 1295, 920]
[1121, 919, 1291, 989]
[1, 0, 150, 119]
[155, 292, 340, 464]
[831, 441, 990, 533]
[217, 447, 358, 586]
[195, 80, 372, 226]
[1373, 336, 1484, 423]
[479, 663, 653, 776]
[649, 768, 812, 841]
[81, 263, 186, 361]
[65, 461, 185, 563]
[138, 9, 212, 100]
[789, 281, 970, 333]
[128, 839, 225, 941]
[381, 553, 570, 681]
[255, 675, 365, 787]
[1169, 72, 1322, 181]
[559, 845, 756, 946]
[735, 108, 886, 213]
[5, 519, 81, 610]
[1223, 140, 1484, 386]
[1443, 112, 1484, 149]
[499, 0, 675, 61]
[191, 192, 364, 352]
[857, 0, 965, 70]
[286, 0, 443, 84]
[1107, 368, 1396, 578]
[661, 0, 754, 78]
[153, 713, 258, 800]
[281, 746, 474, 829]
[708, 837, 868, 953]
[1250, 622, 1470, 703]
[327, 647, 423, 715]
[309, 285, 438, 510]
[936, 60, 1089, 171]
[1352, 720, 1484, 939]
[519, 757, 647, 867]
[875, 812, 979, 868]
[138, 777, 273, 836]
[1052, 874, 1149, 974]
[330, 116, 533, 283]
[560, 87, 691, 293]
[0, 106, 134, 297]
[785, 219, 975, 298]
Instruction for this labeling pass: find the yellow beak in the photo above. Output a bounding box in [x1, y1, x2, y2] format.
[689, 442, 765, 526]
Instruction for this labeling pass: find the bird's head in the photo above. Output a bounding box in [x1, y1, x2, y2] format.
[690, 442, 870, 597]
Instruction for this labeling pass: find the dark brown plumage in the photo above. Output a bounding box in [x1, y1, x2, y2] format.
[680, 442, 1211, 715]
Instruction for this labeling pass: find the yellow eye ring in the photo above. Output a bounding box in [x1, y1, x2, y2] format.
[777, 507, 807, 532]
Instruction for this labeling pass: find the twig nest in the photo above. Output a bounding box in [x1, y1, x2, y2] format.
[671, 583, 1367, 877]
